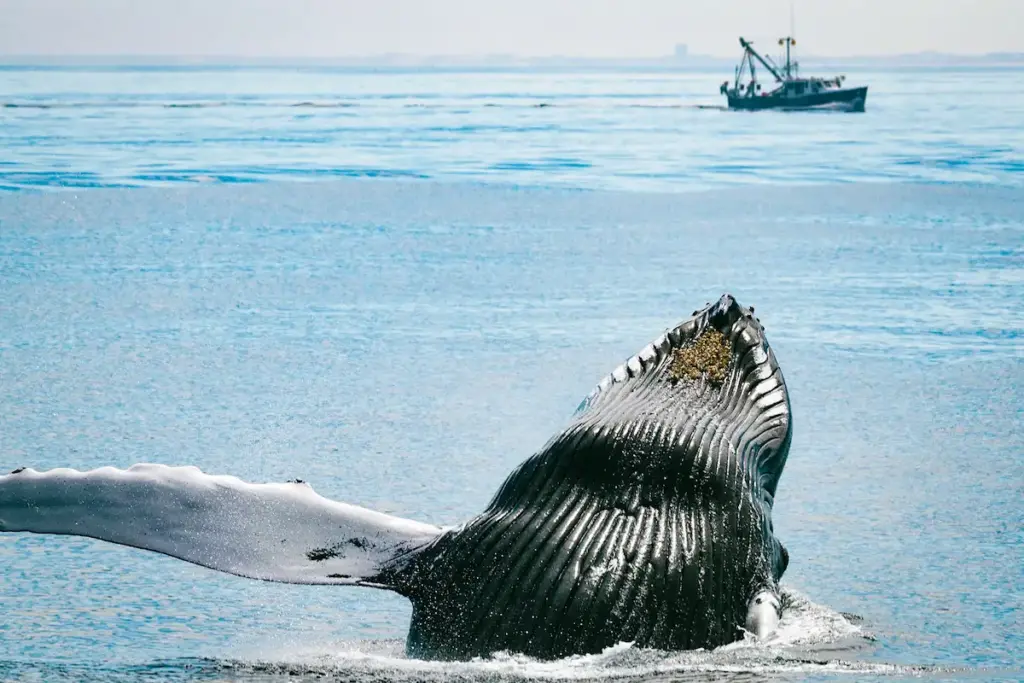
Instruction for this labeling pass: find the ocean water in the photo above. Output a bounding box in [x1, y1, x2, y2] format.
[0, 65, 1022, 682]
[2, 66, 1023, 192]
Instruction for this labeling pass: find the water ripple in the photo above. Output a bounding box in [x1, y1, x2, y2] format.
[1, 66, 1021, 192]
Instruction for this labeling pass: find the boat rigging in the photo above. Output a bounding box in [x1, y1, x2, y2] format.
[719, 36, 868, 112]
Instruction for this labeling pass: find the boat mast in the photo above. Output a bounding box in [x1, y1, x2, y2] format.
[778, 36, 795, 79]
[780, 2, 796, 79]
[789, 0, 795, 76]
[738, 37, 783, 82]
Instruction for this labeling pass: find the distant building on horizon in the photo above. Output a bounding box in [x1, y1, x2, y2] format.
[674, 44, 688, 60]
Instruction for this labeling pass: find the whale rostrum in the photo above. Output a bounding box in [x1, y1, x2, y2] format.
[0, 293, 792, 660]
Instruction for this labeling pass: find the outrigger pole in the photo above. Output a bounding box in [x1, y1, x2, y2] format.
[738, 37, 784, 82]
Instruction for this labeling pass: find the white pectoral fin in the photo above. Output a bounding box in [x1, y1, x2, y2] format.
[0, 464, 442, 588]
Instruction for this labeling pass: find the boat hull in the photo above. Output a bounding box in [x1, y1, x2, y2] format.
[727, 86, 868, 112]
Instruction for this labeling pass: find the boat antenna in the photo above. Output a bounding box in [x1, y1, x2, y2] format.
[787, 1, 796, 78]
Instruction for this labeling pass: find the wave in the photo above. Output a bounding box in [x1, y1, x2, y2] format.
[176, 592, 960, 681]
[0, 166, 429, 191]
[1, 99, 712, 111]
[0, 589, 983, 682]
[489, 158, 593, 171]
[3, 100, 360, 109]
[190, 591, 1002, 681]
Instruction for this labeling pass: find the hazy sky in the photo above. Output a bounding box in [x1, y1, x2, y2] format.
[1, 0, 1021, 58]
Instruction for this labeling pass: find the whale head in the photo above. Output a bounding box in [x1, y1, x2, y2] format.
[570, 293, 792, 506]
[400, 293, 793, 660]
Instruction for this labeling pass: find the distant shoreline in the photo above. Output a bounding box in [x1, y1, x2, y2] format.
[2, 52, 1023, 70]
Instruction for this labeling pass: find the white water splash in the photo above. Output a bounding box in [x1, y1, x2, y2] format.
[213, 588, 956, 681]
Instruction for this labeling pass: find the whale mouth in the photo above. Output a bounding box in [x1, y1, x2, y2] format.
[568, 292, 791, 504]
[574, 293, 771, 417]
[399, 293, 794, 659]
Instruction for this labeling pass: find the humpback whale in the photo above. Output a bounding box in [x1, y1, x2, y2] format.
[0, 293, 791, 661]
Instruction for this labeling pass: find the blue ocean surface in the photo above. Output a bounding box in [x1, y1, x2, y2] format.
[1, 65, 1023, 191]
[0, 65, 1021, 682]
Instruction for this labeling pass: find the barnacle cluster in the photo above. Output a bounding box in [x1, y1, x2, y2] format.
[669, 328, 733, 385]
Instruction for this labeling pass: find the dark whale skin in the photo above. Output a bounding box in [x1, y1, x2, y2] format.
[388, 294, 792, 660]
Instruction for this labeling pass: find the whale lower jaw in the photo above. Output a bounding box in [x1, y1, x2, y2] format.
[401, 497, 783, 661]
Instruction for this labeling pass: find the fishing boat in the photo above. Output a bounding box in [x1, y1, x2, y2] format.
[720, 36, 868, 112]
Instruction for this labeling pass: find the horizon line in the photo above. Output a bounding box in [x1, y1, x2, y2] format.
[2, 49, 1023, 63]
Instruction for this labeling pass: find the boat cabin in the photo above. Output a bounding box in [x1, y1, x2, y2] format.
[766, 75, 846, 98]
